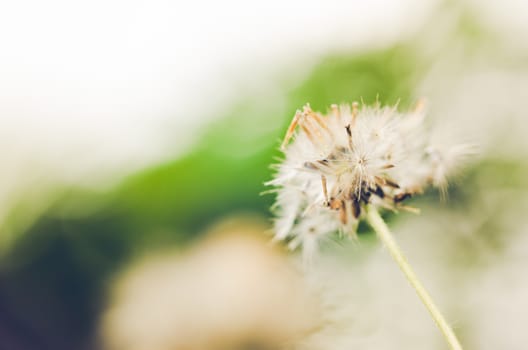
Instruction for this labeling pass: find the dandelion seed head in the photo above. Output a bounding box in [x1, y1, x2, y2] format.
[269, 101, 471, 258]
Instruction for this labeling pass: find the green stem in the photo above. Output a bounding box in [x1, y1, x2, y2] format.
[366, 206, 463, 350]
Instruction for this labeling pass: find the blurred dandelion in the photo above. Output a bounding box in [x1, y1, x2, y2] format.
[268, 101, 472, 350]
[101, 218, 319, 350]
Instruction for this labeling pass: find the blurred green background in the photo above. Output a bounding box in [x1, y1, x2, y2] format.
[1, 1, 528, 349]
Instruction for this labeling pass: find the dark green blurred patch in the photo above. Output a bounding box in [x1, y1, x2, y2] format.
[288, 47, 419, 112]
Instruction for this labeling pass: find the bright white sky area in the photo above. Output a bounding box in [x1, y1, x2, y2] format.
[0, 0, 526, 223]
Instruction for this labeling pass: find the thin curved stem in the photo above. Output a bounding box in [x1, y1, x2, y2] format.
[366, 206, 463, 350]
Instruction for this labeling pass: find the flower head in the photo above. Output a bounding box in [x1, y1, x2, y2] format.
[268, 101, 469, 260]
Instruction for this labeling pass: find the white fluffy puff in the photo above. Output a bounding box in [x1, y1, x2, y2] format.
[268, 101, 470, 259]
